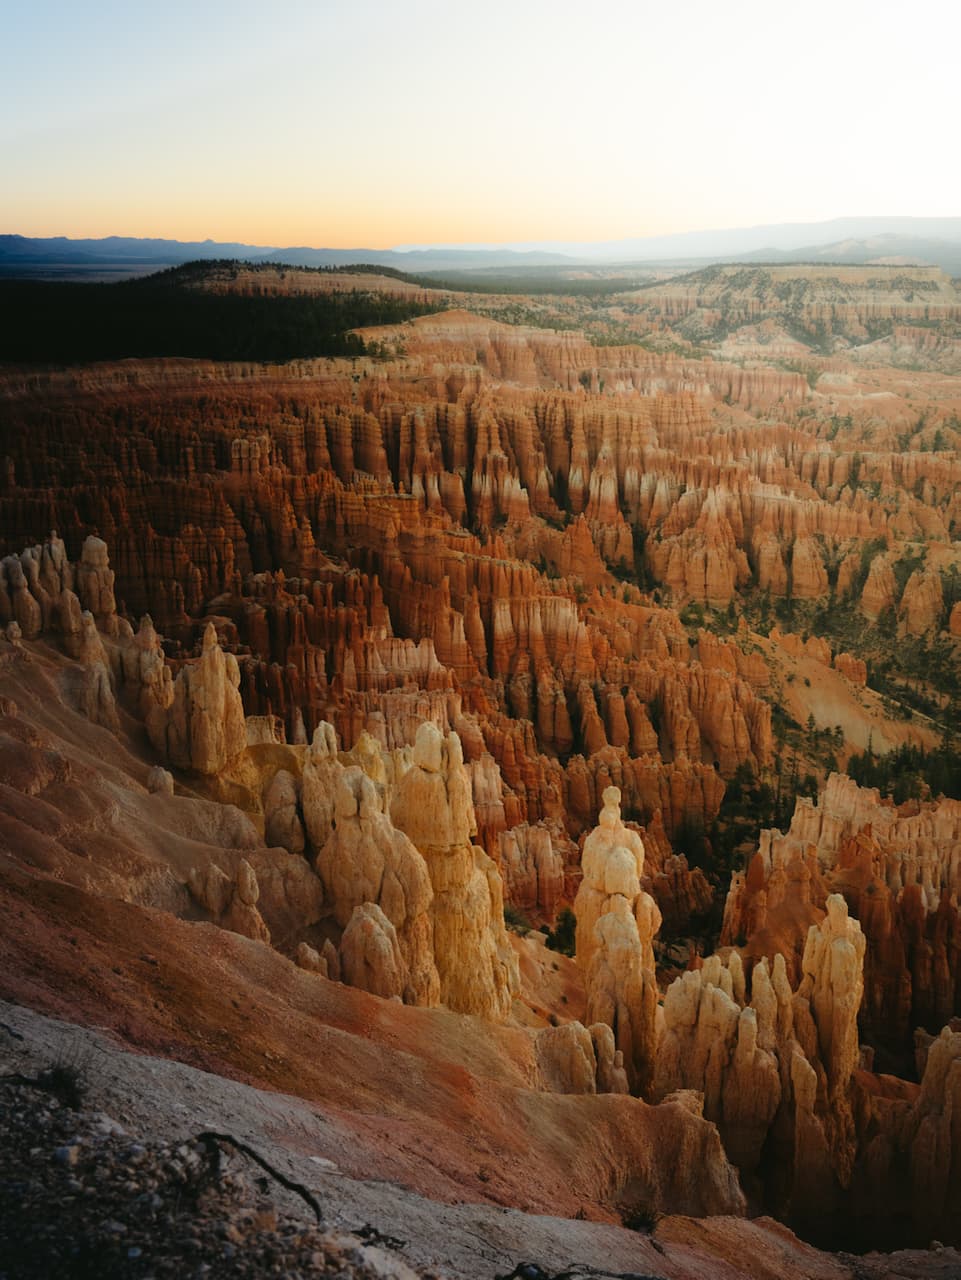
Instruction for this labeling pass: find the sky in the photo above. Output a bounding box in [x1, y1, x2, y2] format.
[2, 0, 958, 249]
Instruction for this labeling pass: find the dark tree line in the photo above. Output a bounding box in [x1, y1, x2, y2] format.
[0, 266, 442, 364]
[847, 740, 961, 804]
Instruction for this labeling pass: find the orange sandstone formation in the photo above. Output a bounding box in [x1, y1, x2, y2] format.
[657, 897, 868, 1228]
[3, 279, 961, 1262]
[574, 787, 661, 1095]
[723, 773, 961, 1057]
[318, 763, 440, 1007]
[391, 723, 519, 1019]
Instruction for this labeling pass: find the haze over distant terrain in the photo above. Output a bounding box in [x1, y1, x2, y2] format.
[398, 217, 961, 261]
[4, 215, 961, 280]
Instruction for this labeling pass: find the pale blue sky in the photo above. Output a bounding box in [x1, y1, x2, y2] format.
[3, 0, 957, 246]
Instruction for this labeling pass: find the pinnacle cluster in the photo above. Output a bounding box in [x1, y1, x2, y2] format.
[3, 261, 961, 1275]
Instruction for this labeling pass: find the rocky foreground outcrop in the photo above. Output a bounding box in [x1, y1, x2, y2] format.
[0, 610, 754, 1236]
[10, 998, 953, 1280]
[0, 1071, 429, 1280]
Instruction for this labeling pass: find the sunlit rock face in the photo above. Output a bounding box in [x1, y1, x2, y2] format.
[573, 786, 660, 1096]
[319, 764, 440, 1008]
[656, 897, 868, 1223]
[391, 723, 518, 1020]
[146, 623, 247, 777]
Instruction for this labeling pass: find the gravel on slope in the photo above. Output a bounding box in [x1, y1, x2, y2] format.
[3, 1001, 960, 1280]
[0, 1069, 432, 1280]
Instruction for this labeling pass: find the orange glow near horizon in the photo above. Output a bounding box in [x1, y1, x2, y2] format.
[4, 208, 695, 250]
[3, 178, 702, 250]
[3, 0, 958, 255]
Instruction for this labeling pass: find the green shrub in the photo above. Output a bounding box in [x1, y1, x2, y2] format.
[545, 906, 577, 957]
[503, 904, 533, 936]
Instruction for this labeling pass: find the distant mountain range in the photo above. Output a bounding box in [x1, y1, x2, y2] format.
[0, 234, 271, 264]
[0, 235, 572, 276]
[3, 216, 960, 278]
[712, 234, 961, 270]
[444, 216, 961, 262]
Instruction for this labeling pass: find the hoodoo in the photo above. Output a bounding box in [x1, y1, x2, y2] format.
[4, 249, 961, 1277]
